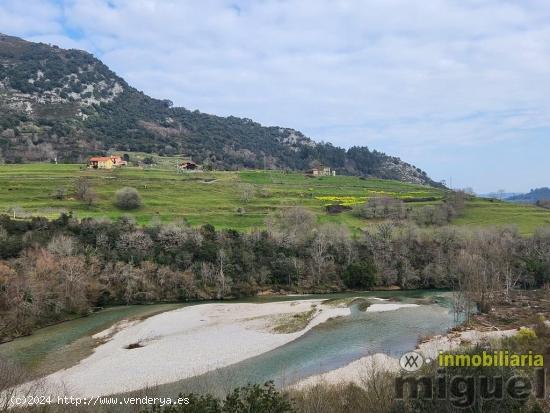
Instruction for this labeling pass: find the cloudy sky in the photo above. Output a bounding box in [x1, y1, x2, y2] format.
[1, 0, 550, 192]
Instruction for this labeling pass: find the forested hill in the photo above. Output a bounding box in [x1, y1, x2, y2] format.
[0, 33, 439, 186]
[507, 187, 550, 203]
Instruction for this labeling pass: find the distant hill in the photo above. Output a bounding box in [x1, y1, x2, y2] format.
[506, 188, 550, 203]
[478, 191, 522, 200]
[0, 33, 441, 186]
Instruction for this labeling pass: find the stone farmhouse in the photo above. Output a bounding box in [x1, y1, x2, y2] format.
[88, 155, 127, 169]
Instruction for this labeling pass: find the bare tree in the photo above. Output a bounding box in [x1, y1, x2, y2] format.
[75, 177, 91, 200]
[58, 256, 90, 313]
[266, 206, 315, 246]
[453, 241, 501, 320]
[0, 356, 45, 412]
[310, 226, 333, 285]
[376, 222, 394, 241]
[74, 177, 98, 206]
[238, 183, 255, 203]
[47, 234, 77, 256]
[83, 188, 98, 206]
[199, 261, 216, 287]
[53, 186, 67, 200]
[358, 356, 397, 412]
[216, 249, 231, 298]
[116, 231, 153, 263]
[157, 224, 190, 253]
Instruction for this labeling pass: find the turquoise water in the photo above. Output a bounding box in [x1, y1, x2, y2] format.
[151, 292, 456, 396]
[0, 304, 184, 371]
[1, 290, 457, 396]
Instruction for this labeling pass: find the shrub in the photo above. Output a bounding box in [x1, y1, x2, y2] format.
[409, 345, 534, 413]
[53, 186, 67, 200]
[143, 382, 294, 413]
[115, 187, 142, 210]
[342, 261, 377, 289]
[325, 204, 353, 214]
[517, 327, 537, 341]
[74, 178, 98, 206]
[74, 177, 91, 200]
[223, 382, 294, 413]
[82, 187, 98, 206]
[238, 183, 255, 203]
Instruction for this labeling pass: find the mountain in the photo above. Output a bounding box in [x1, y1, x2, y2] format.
[0, 34, 440, 186]
[506, 188, 550, 204]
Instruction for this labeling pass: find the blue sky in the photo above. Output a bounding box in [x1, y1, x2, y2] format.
[1, 0, 550, 193]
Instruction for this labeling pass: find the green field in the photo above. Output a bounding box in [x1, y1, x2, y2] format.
[0, 163, 549, 234]
[452, 198, 550, 234]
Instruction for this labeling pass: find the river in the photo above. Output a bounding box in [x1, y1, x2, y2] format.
[0, 290, 457, 397]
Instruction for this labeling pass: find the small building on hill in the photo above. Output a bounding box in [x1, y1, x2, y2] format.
[88, 156, 114, 169]
[306, 166, 336, 177]
[88, 155, 127, 169]
[177, 160, 200, 172]
[111, 156, 128, 167]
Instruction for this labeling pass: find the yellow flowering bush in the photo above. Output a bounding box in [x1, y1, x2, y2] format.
[315, 196, 367, 206]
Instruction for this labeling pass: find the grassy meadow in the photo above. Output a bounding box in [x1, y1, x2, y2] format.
[0, 163, 549, 234]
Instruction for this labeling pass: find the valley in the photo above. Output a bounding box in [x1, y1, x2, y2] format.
[1, 13, 550, 412]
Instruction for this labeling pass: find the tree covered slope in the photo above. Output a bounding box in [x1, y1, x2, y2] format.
[0, 33, 440, 186]
[507, 187, 550, 204]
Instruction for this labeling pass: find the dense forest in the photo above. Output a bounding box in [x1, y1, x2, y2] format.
[0, 34, 438, 185]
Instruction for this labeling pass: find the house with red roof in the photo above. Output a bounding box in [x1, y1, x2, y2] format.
[88, 155, 127, 169]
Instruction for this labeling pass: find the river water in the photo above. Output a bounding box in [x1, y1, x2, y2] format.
[151, 290, 457, 396]
[1, 290, 457, 396]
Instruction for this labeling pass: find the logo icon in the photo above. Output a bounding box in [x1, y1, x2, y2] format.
[400, 351, 424, 372]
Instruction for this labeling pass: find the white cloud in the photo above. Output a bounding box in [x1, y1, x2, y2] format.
[2, 0, 550, 190]
[0, 0, 61, 34]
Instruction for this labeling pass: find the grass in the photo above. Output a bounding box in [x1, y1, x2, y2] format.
[454, 198, 550, 235]
[322, 297, 362, 307]
[0, 164, 549, 234]
[272, 307, 318, 333]
[357, 301, 371, 312]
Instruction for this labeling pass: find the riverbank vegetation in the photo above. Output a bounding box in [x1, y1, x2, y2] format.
[272, 307, 318, 334]
[290, 318, 550, 413]
[1, 202, 550, 342]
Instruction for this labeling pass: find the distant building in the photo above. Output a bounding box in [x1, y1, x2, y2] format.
[111, 156, 128, 167]
[177, 160, 200, 172]
[88, 156, 114, 169]
[306, 166, 336, 177]
[88, 155, 127, 169]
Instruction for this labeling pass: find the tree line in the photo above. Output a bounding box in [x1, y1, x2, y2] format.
[1, 206, 550, 342]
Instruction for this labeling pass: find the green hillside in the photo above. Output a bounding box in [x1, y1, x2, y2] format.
[1, 163, 549, 234]
[0, 33, 438, 186]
